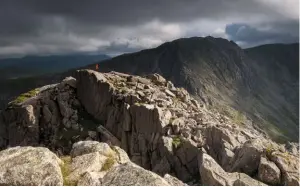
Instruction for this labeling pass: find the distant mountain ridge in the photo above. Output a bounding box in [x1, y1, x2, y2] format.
[0, 53, 110, 79]
[86, 37, 299, 142]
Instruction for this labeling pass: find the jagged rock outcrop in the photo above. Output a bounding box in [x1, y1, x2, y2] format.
[0, 69, 299, 186]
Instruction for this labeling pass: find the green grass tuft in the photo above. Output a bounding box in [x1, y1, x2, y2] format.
[60, 156, 77, 186]
[172, 136, 182, 149]
[101, 154, 116, 171]
[11, 88, 39, 105]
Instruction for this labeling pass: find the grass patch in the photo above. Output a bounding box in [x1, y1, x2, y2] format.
[169, 116, 176, 124]
[11, 88, 39, 105]
[172, 136, 182, 149]
[101, 154, 116, 171]
[60, 156, 77, 186]
[218, 105, 247, 126]
[265, 143, 275, 158]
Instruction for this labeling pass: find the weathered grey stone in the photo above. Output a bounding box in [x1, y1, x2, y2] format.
[171, 117, 185, 134]
[71, 141, 115, 158]
[42, 105, 52, 123]
[258, 157, 281, 185]
[198, 152, 232, 185]
[199, 152, 266, 186]
[88, 131, 97, 139]
[147, 73, 167, 85]
[101, 162, 170, 186]
[97, 125, 121, 146]
[130, 104, 171, 133]
[62, 76, 77, 88]
[229, 139, 265, 175]
[163, 174, 187, 186]
[77, 171, 104, 186]
[0, 146, 63, 186]
[66, 152, 108, 185]
[71, 123, 80, 131]
[270, 151, 299, 186]
[152, 156, 171, 175]
[232, 173, 267, 186]
[165, 89, 176, 97]
[1, 104, 40, 147]
[58, 101, 73, 118]
[112, 146, 131, 164]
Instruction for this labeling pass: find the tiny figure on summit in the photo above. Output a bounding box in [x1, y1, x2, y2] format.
[95, 64, 99, 71]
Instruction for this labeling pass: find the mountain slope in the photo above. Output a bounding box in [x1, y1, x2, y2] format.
[87, 37, 299, 142]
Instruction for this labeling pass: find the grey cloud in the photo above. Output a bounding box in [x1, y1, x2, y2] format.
[225, 21, 299, 48]
[0, 0, 298, 56]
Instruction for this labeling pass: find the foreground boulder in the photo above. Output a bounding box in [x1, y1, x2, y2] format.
[0, 146, 63, 185]
[0, 141, 185, 186]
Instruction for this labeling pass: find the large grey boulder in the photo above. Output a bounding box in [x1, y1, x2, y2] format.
[101, 162, 170, 186]
[0, 146, 63, 185]
[71, 141, 115, 157]
[65, 152, 110, 185]
[270, 151, 299, 186]
[229, 139, 265, 175]
[198, 152, 233, 185]
[198, 152, 266, 186]
[258, 157, 281, 185]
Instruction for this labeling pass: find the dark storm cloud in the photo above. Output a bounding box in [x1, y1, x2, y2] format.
[0, 0, 298, 56]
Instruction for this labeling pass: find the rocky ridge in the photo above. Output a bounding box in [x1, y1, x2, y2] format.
[0, 69, 299, 186]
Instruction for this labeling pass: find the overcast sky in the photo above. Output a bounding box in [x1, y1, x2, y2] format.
[0, 0, 298, 57]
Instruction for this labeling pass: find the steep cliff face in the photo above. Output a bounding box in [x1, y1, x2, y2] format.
[0, 70, 298, 185]
[86, 37, 298, 142]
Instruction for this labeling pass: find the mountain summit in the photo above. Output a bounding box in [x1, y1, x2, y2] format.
[87, 37, 299, 142]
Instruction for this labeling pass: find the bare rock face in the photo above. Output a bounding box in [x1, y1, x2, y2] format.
[0, 69, 299, 186]
[0, 104, 40, 148]
[0, 146, 63, 185]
